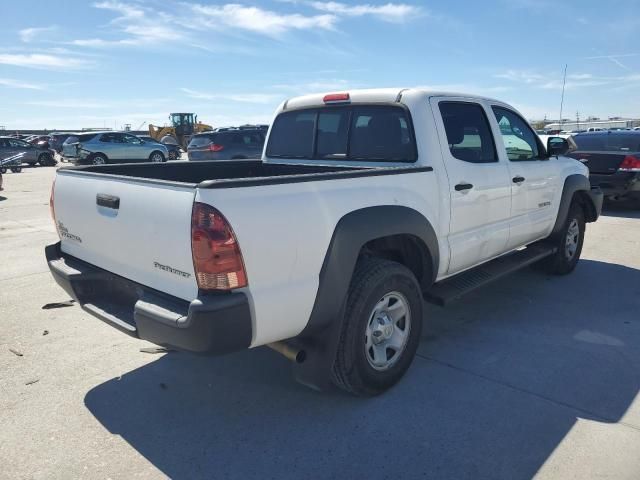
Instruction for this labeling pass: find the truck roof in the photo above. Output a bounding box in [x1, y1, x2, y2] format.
[281, 88, 502, 111]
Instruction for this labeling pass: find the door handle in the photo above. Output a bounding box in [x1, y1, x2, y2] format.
[96, 193, 120, 209]
[454, 183, 473, 191]
[512, 176, 525, 184]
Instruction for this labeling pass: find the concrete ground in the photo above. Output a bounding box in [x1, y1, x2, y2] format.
[1, 165, 639, 480]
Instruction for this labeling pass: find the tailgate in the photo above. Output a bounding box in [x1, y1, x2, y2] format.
[53, 171, 198, 301]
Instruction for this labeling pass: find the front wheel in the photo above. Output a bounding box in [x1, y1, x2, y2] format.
[168, 150, 179, 160]
[149, 151, 165, 163]
[538, 201, 585, 275]
[332, 258, 423, 396]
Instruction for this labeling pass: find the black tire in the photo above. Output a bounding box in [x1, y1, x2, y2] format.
[538, 201, 585, 275]
[168, 150, 178, 160]
[38, 152, 53, 166]
[0, 167, 7, 174]
[90, 154, 108, 166]
[332, 258, 423, 396]
[11, 167, 22, 173]
[149, 151, 165, 163]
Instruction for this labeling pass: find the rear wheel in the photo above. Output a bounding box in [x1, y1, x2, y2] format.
[332, 258, 423, 396]
[38, 152, 53, 166]
[149, 151, 165, 163]
[10, 167, 22, 173]
[538, 201, 585, 275]
[90, 154, 108, 166]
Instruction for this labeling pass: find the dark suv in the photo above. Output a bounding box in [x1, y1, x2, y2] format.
[187, 127, 266, 161]
[568, 131, 640, 204]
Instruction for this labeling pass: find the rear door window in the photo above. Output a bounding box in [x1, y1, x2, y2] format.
[439, 102, 497, 163]
[266, 105, 416, 162]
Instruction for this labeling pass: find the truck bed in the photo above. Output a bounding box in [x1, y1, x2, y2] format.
[61, 160, 430, 189]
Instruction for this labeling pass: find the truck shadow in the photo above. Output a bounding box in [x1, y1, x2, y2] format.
[601, 201, 640, 219]
[85, 259, 640, 480]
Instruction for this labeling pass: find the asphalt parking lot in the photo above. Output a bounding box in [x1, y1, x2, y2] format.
[1, 165, 639, 479]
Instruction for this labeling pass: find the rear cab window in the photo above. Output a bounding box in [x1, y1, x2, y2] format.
[266, 105, 417, 162]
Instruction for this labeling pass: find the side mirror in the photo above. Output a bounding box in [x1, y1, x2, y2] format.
[547, 137, 573, 157]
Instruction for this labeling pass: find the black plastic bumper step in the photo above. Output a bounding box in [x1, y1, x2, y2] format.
[424, 244, 556, 306]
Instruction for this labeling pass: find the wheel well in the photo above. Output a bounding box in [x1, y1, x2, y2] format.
[573, 190, 597, 222]
[359, 234, 433, 291]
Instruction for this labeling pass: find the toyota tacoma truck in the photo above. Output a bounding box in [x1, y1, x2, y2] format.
[46, 89, 602, 395]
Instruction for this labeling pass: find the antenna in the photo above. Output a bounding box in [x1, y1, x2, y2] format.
[559, 64, 567, 131]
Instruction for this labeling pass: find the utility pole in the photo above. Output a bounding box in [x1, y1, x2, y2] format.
[576, 111, 580, 131]
[559, 64, 567, 131]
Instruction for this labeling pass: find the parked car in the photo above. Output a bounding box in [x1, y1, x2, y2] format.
[187, 127, 265, 161]
[48, 133, 73, 153]
[47, 88, 601, 395]
[62, 131, 168, 165]
[0, 136, 55, 166]
[568, 131, 640, 204]
[137, 135, 182, 160]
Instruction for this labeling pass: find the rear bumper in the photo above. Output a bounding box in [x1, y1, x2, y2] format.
[589, 172, 640, 198]
[45, 242, 252, 355]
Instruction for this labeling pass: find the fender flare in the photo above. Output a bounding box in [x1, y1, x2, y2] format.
[293, 205, 439, 389]
[551, 174, 598, 235]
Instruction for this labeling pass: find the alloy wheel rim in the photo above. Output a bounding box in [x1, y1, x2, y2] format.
[365, 291, 411, 371]
[93, 157, 105, 165]
[565, 218, 580, 260]
[152, 153, 163, 162]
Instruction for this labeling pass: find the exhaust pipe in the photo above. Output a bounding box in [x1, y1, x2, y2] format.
[267, 341, 306, 363]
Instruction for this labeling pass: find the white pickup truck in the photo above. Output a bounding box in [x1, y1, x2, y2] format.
[46, 89, 602, 395]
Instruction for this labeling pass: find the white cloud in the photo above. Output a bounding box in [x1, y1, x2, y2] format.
[190, 4, 337, 35]
[26, 99, 109, 109]
[181, 88, 283, 104]
[93, 1, 145, 19]
[0, 53, 90, 70]
[308, 2, 420, 22]
[271, 78, 357, 93]
[0, 78, 45, 90]
[495, 69, 544, 83]
[19, 26, 57, 43]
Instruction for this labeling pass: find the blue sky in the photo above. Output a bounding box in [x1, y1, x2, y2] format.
[1, 0, 639, 130]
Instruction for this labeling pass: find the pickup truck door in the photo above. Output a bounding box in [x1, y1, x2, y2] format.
[431, 98, 512, 274]
[489, 105, 560, 249]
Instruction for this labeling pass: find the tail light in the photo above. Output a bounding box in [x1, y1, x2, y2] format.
[619, 155, 640, 172]
[191, 203, 247, 291]
[208, 143, 224, 152]
[49, 178, 59, 237]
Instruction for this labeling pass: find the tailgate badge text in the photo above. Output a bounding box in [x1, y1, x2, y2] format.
[57, 222, 83, 243]
[154, 262, 191, 278]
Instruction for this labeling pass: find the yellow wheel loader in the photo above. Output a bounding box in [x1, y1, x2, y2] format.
[149, 113, 213, 150]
